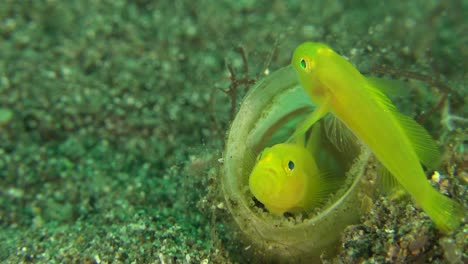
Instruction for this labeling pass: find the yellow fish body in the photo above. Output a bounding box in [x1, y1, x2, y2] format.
[291, 42, 462, 231]
[249, 143, 324, 214]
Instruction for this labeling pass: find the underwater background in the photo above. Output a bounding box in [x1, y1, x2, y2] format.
[0, 0, 466, 263]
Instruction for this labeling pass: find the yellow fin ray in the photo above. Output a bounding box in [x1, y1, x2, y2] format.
[323, 114, 356, 153]
[364, 82, 398, 113]
[376, 162, 404, 198]
[303, 170, 342, 209]
[378, 163, 397, 190]
[393, 112, 441, 168]
[366, 77, 409, 97]
[365, 81, 440, 168]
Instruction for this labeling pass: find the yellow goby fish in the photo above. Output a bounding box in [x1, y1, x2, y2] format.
[290, 42, 462, 231]
[249, 143, 324, 214]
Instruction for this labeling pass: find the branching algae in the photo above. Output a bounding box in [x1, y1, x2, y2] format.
[223, 66, 372, 261]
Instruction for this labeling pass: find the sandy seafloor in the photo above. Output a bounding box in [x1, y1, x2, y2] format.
[0, 1, 466, 263]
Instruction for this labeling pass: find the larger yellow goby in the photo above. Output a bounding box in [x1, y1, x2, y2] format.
[290, 42, 463, 231]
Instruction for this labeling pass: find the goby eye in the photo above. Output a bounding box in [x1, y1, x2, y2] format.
[300, 59, 306, 69]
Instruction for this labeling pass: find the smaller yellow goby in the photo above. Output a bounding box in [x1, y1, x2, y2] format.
[291, 42, 463, 231]
[249, 142, 326, 215]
